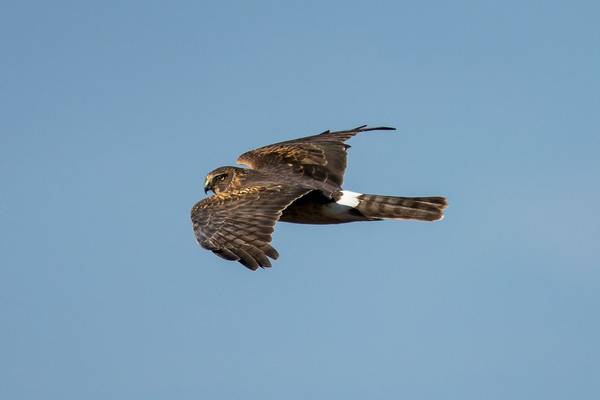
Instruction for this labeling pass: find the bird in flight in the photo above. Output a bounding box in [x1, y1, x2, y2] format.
[191, 125, 448, 270]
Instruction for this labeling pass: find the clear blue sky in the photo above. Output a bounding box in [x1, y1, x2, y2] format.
[1, 1, 599, 399]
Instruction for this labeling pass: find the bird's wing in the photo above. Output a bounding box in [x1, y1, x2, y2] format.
[237, 125, 395, 196]
[191, 184, 311, 270]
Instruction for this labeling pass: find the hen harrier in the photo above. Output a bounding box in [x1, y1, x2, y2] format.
[191, 125, 447, 270]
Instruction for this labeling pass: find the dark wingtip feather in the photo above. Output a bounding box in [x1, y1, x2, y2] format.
[262, 244, 279, 260]
[357, 125, 396, 132]
[318, 125, 396, 136]
[229, 246, 260, 270]
[213, 247, 239, 261]
[240, 261, 259, 271]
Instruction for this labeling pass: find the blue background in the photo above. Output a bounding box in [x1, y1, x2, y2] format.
[2, 1, 599, 399]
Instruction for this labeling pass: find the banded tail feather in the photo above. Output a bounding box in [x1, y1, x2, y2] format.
[337, 191, 448, 222]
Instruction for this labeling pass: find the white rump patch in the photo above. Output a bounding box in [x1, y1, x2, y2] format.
[336, 190, 362, 208]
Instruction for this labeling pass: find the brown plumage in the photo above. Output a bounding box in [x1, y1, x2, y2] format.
[191, 125, 448, 270]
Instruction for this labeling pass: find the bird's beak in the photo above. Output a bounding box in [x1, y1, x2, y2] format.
[204, 178, 211, 194]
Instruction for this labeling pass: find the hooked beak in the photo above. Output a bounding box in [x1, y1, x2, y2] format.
[204, 178, 212, 194]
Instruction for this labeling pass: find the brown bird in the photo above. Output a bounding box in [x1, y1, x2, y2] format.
[191, 125, 448, 270]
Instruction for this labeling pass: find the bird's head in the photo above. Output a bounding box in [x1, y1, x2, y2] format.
[203, 166, 240, 194]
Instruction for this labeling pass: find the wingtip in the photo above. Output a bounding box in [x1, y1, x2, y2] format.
[356, 125, 396, 132]
[318, 125, 396, 136]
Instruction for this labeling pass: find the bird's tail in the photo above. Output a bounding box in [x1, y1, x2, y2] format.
[355, 194, 448, 221]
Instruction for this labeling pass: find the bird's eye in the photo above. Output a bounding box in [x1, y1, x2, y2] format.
[217, 174, 227, 181]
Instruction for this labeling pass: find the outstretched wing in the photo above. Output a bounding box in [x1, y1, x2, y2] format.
[191, 184, 311, 270]
[237, 125, 395, 196]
